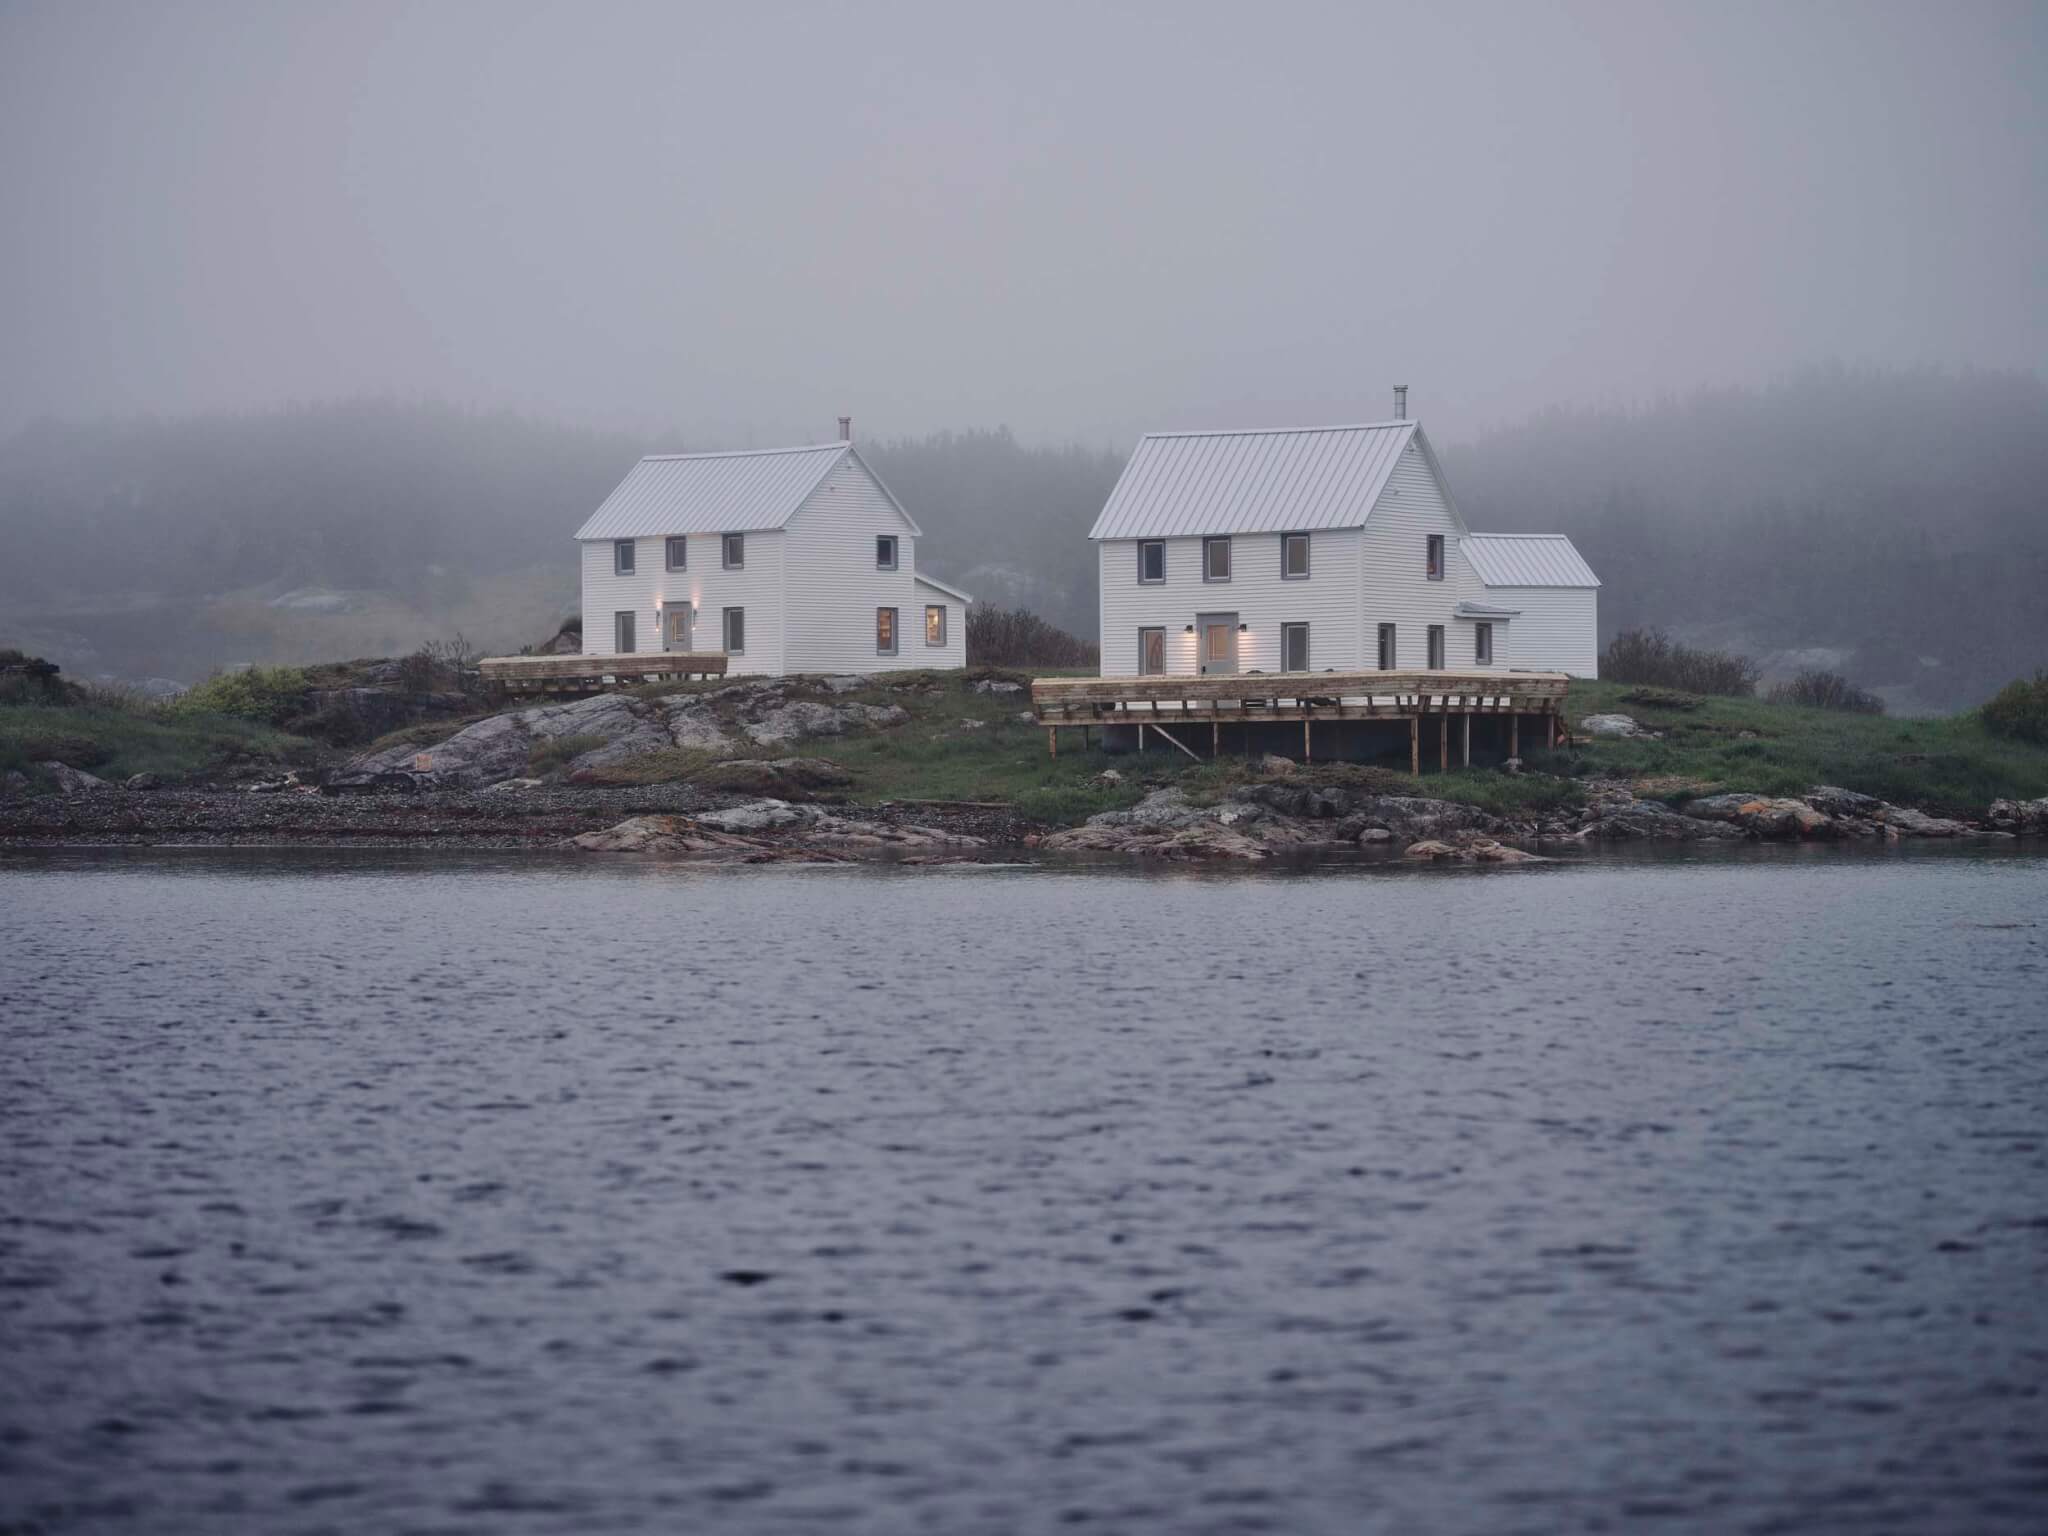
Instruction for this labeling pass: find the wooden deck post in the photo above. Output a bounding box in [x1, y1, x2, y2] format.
[1409, 715, 1419, 775]
[1049, 726, 1057, 759]
[1510, 714, 1519, 759]
[1439, 711, 1448, 772]
[1462, 713, 1471, 768]
[1303, 716, 1311, 762]
[1212, 720, 1220, 757]
[1547, 713, 1556, 750]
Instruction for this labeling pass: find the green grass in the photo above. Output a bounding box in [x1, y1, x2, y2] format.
[527, 733, 611, 777]
[1, 701, 313, 784]
[1559, 680, 2048, 814]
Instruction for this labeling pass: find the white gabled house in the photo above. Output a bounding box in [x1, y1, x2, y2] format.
[574, 432, 969, 676]
[1089, 409, 1598, 678]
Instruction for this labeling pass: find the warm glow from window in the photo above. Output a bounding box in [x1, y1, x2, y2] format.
[925, 605, 945, 646]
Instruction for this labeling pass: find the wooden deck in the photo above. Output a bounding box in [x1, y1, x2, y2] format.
[1030, 670, 1570, 771]
[479, 652, 728, 695]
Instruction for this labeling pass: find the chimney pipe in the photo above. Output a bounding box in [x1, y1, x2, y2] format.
[1393, 385, 1408, 421]
[838, 415, 852, 442]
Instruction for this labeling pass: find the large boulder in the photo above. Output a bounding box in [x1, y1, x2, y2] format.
[1988, 797, 2048, 835]
[344, 691, 710, 786]
[1580, 713, 1656, 739]
[739, 699, 908, 747]
[37, 760, 109, 793]
[1876, 805, 1971, 838]
[569, 803, 981, 860]
[1805, 785, 1883, 819]
[1404, 836, 1545, 864]
[1684, 793, 1836, 840]
[1577, 794, 1745, 841]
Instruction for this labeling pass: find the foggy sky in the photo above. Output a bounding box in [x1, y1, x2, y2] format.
[2, 0, 2042, 447]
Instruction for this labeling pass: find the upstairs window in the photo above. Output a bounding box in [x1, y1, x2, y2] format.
[1426, 534, 1444, 581]
[1475, 621, 1494, 664]
[1203, 536, 1232, 582]
[665, 536, 687, 571]
[1282, 533, 1311, 579]
[613, 539, 636, 576]
[1282, 622, 1311, 672]
[876, 607, 898, 655]
[1428, 624, 1446, 669]
[877, 535, 898, 571]
[925, 604, 946, 647]
[722, 533, 745, 569]
[1378, 623, 1396, 670]
[1138, 540, 1166, 584]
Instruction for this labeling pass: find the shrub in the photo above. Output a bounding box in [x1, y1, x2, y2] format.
[168, 666, 310, 724]
[966, 606, 1099, 668]
[1601, 628, 1760, 696]
[1980, 671, 2048, 745]
[1767, 669, 1885, 714]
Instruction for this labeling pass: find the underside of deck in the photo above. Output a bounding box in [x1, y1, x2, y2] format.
[1030, 670, 1570, 770]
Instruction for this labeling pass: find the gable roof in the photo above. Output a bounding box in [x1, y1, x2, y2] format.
[574, 442, 921, 540]
[1088, 420, 1429, 540]
[1462, 533, 1600, 589]
[913, 572, 975, 604]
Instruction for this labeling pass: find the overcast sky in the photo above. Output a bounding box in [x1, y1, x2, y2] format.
[1, 0, 2041, 447]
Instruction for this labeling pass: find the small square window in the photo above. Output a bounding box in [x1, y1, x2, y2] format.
[722, 606, 745, 654]
[1282, 622, 1310, 672]
[877, 535, 898, 571]
[1138, 626, 1165, 675]
[665, 536, 687, 571]
[876, 607, 898, 656]
[1426, 534, 1444, 581]
[1138, 541, 1165, 583]
[1282, 533, 1310, 579]
[925, 604, 946, 647]
[722, 533, 744, 569]
[1475, 622, 1493, 664]
[614, 539, 636, 576]
[1203, 536, 1231, 582]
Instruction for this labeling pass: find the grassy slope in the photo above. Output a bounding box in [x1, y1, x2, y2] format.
[0, 701, 313, 782]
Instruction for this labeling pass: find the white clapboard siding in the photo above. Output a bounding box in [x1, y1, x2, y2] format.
[781, 457, 946, 673]
[1098, 528, 1364, 675]
[912, 578, 968, 669]
[1358, 445, 1499, 670]
[579, 530, 787, 676]
[1482, 587, 1599, 676]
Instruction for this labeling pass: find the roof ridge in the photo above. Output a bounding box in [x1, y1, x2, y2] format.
[1467, 531, 1574, 540]
[638, 442, 847, 463]
[1140, 420, 1417, 441]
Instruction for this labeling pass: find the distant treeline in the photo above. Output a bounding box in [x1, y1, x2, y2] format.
[2, 367, 2042, 708]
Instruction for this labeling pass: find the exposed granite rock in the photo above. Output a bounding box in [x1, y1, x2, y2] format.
[1, 770, 31, 797]
[1875, 805, 1970, 838]
[1259, 754, 1296, 775]
[1404, 835, 1545, 864]
[1805, 784, 1883, 819]
[740, 699, 909, 747]
[1580, 713, 1657, 739]
[1041, 786, 1517, 860]
[1989, 797, 2048, 834]
[1685, 793, 1836, 839]
[820, 674, 874, 693]
[37, 761, 109, 793]
[482, 776, 545, 793]
[569, 800, 983, 860]
[123, 773, 162, 791]
[971, 679, 1024, 695]
[1576, 795, 1745, 841]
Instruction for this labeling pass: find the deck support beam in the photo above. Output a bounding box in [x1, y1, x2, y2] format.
[1410, 716, 1419, 775]
[1462, 714, 1471, 768]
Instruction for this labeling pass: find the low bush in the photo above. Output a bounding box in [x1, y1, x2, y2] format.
[966, 606, 1099, 669]
[170, 666, 310, 724]
[1601, 628, 1761, 696]
[1767, 669, 1885, 714]
[1980, 671, 2048, 745]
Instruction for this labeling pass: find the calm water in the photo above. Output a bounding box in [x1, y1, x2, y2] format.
[2, 848, 2046, 1535]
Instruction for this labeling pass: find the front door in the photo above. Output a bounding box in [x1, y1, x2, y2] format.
[1196, 612, 1238, 675]
[664, 604, 692, 653]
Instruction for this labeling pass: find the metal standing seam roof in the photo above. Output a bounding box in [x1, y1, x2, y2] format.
[1087, 421, 1422, 540]
[1461, 534, 1601, 588]
[913, 572, 975, 604]
[574, 442, 865, 540]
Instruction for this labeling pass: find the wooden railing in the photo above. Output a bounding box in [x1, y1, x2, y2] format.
[479, 652, 729, 694]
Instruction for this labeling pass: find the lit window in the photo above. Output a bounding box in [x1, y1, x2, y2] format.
[722, 607, 745, 654]
[1282, 533, 1310, 579]
[665, 536, 686, 571]
[614, 539, 635, 575]
[1203, 536, 1231, 582]
[1138, 541, 1165, 583]
[877, 535, 898, 570]
[722, 533, 744, 569]
[877, 607, 897, 655]
[925, 604, 946, 647]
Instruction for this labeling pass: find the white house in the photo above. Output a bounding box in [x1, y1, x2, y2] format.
[574, 433, 969, 675]
[1089, 410, 1598, 677]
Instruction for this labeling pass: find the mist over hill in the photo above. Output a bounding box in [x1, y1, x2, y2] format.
[1, 369, 2040, 710]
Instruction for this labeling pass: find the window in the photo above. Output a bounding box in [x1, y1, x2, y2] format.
[1203, 536, 1232, 582]
[722, 532, 744, 569]
[1378, 623, 1396, 670]
[1428, 624, 1445, 669]
[614, 610, 636, 654]
[1282, 622, 1310, 672]
[877, 535, 898, 571]
[1138, 540, 1165, 584]
[722, 606, 745, 654]
[876, 607, 898, 655]
[1282, 533, 1311, 580]
[1475, 621, 1493, 664]
[1138, 626, 1166, 675]
[925, 604, 946, 647]
[1426, 534, 1444, 581]
[665, 536, 687, 571]
[614, 539, 636, 576]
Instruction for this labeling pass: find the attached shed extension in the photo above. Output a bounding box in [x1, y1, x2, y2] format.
[1460, 534, 1602, 677]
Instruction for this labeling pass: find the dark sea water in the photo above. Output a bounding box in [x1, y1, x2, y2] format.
[2, 847, 2045, 1535]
